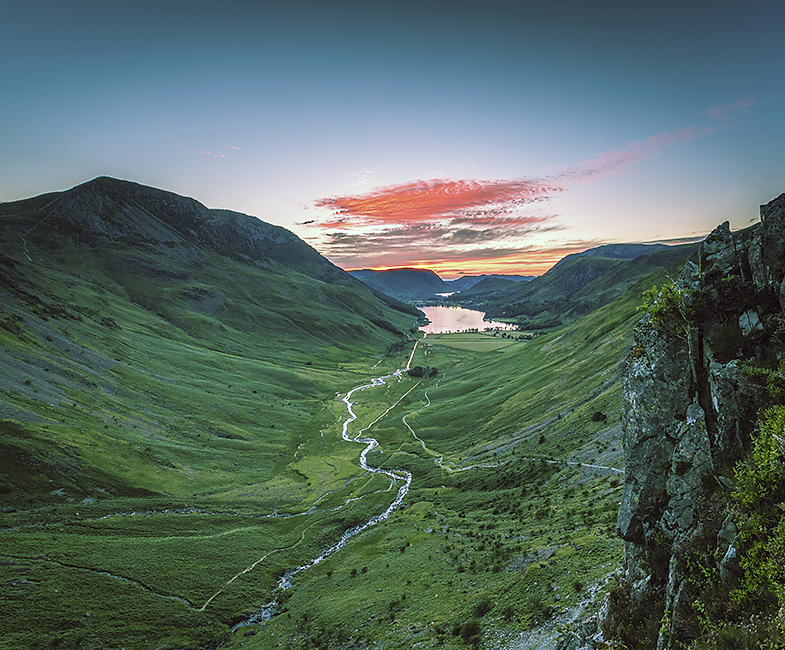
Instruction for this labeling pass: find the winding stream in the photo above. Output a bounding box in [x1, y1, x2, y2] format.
[232, 362, 418, 628]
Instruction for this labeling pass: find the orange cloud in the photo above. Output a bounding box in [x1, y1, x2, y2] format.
[342, 242, 600, 278]
[308, 121, 722, 276]
[314, 177, 560, 227]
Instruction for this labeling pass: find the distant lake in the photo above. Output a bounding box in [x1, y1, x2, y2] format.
[419, 306, 515, 334]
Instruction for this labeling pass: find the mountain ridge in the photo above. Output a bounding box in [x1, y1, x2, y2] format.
[450, 242, 701, 327]
[5, 176, 420, 321]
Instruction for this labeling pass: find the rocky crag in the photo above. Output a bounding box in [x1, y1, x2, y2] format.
[603, 193, 785, 649]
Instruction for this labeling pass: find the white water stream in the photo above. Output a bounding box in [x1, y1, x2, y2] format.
[232, 349, 421, 628]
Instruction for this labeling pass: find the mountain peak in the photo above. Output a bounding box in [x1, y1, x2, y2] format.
[2, 177, 354, 288]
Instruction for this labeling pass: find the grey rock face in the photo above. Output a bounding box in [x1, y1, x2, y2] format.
[617, 316, 690, 546]
[611, 193, 785, 650]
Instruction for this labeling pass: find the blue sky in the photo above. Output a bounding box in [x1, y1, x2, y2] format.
[2, 0, 784, 276]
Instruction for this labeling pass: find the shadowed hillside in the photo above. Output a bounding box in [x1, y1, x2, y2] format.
[456, 242, 700, 328]
[350, 267, 451, 301]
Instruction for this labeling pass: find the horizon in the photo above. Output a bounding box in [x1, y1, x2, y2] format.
[342, 238, 707, 280]
[2, 1, 783, 276]
[0, 173, 714, 279]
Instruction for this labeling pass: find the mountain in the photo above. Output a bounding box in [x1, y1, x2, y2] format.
[446, 274, 534, 292]
[0, 176, 422, 497]
[8, 176, 411, 298]
[349, 270, 534, 300]
[350, 267, 451, 301]
[461, 242, 701, 327]
[0, 177, 428, 647]
[4, 175, 419, 320]
[450, 275, 519, 299]
[550, 242, 671, 269]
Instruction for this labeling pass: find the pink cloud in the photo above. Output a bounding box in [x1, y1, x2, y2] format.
[198, 150, 231, 158]
[314, 178, 560, 227]
[308, 116, 728, 275]
[707, 96, 755, 121]
[565, 127, 705, 180]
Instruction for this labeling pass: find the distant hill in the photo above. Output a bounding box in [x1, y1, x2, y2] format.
[455, 242, 700, 327]
[348, 271, 534, 300]
[350, 268, 451, 301]
[551, 243, 670, 269]
[446, 274, 534, 292]
[451, 276, 519, 298]
[347, 269, 379, 280]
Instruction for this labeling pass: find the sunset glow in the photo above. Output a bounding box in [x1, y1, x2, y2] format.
[306, 124, 741, 276]
[2, 1, 782, 279]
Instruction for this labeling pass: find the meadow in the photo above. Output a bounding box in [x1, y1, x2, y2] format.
[0, 240, 666, 649]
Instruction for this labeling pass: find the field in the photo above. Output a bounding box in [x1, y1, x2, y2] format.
[229, 300, 639, 650]
[0, 240, 659, 649]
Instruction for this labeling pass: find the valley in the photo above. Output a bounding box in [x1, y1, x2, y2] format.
[0, 303, 637, 649]
[0, 178, 688, 649]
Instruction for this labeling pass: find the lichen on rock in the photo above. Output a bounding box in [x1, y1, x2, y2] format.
[604, 193, 785, 650]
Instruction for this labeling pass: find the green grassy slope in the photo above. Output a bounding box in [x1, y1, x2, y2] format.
[0, 181, 421, 649]
[457, 243, 699, 328]
[0, 254, 644, 649]
[230, 281, 664, 650]
[0, 180, 694, 649]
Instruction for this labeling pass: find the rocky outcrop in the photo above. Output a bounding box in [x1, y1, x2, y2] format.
[607, 193, 785, 649]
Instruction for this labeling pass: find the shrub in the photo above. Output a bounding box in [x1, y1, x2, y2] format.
[731, 405, 785, 613]
[472, 597, 493, 618]
[602, 576, 662, 650]
[638, 282, 687, 328]
[460, 619, 482, 646]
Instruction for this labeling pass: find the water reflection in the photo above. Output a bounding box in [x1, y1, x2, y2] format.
[419, 306, 515, 334]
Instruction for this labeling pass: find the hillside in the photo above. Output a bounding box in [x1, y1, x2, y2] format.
[457, 242, 700, 328]
[0, 176, 421, 497]
[350, 267, 451, 301]
[551, 243, 670, 268]
[0, 178, 429, 648]
[446, 274, 534, 292]
[451, 275, 519, 299]
[0, 178, 658, 650]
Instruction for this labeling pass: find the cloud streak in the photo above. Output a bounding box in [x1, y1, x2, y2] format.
[565, 127, 705, 180]
[707, 96, 755, 121]
[314, 177, 560, 227]
[308, 114, 736, 275]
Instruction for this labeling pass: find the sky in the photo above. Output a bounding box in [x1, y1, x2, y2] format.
[2, 0, 784, 277]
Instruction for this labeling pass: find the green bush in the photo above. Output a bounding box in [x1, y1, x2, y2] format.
[732, 405, 785, 613]
[472, 596, 493, 618]
[460, 619, 482, 646]
[638, 282, 686, 328]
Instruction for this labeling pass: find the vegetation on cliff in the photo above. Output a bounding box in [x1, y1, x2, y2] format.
[605, 194, 785, 650]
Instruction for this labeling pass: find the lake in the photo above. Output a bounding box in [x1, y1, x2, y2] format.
[419, 306, 515, 334]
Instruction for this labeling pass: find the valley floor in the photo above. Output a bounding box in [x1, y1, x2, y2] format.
[2, 318, 632, 650]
